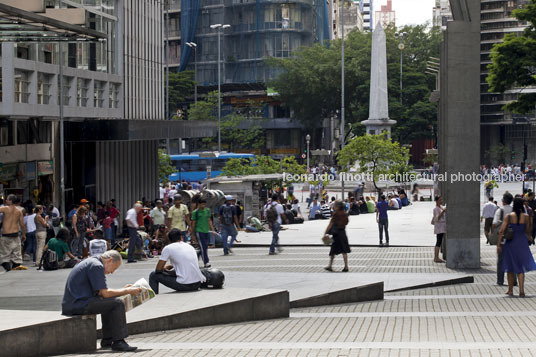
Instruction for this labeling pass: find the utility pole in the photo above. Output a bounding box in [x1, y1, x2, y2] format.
[340, 0, 345, 200]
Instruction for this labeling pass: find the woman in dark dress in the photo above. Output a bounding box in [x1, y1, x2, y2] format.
[323, 200, 351, 272]
[498, 197, 536, 297]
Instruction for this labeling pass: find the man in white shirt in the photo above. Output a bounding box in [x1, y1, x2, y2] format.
[150, 200, 166, 228]
[493, 192, 514, 286]
[148, 229, 205, 294]
[388, 195, 399, 210]
[125, 203, 142, 263]
[265, 194, 287, 255]
[159, 184, 166, 200]
[481, 196, 498, 243]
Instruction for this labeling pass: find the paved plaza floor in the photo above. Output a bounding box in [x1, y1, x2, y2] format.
[2, 181, 536, 356]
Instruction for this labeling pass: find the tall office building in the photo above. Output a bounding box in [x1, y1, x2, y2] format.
[374, 0, 395, 28]
[0, 0, 170, 216]
[360, 0, 373, 31]
[432, 0, 452, 29]
[480, 0, 535, 164]
[166, 0, 333, 158]
[332, 0, 364, 39]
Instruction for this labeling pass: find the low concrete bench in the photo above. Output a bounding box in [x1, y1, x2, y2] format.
[0, 310, 96, 357]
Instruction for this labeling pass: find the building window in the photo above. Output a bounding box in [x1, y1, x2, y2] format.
[0, 120, 12, 146]
[58, 76, 72, 106]
[14, 70, 30, 103]
[16, 44, 34, 60]
[274, 129, 291, 147]
[77, 78, 89, 107]
[94, 80, 106, 108]
[109, 82, 120, 109]
[37, 73, 52, 105]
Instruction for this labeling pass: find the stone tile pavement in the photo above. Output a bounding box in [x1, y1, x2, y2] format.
[64, 242, 536, 357]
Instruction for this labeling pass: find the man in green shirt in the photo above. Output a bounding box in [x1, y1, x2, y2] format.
[190, 199, 215, 268]
[366, 197, 376, 214]
[43, 228, 78, 268]
[150, 200, 166, 227]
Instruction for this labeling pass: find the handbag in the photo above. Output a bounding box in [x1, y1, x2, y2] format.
[504, 215, 514, 241]
[322, 235, 333, 245]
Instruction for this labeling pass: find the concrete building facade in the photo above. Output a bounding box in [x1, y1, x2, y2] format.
[0, 0, 172, 218]
[360, 0, 373, 31]
[433, 0, 452, 29]
[479, 0, 535, 166]
[374, 0, 394, 29]
[332, 0, 364, 39]
[165, 0, 333, 159]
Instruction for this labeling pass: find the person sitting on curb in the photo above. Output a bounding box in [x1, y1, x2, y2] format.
[42, 227, 78, 269]
[61, 250, 141, 352]
[149, 229, 206, 294]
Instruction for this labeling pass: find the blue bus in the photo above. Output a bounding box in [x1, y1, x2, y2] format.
[169, 153, 255, 182]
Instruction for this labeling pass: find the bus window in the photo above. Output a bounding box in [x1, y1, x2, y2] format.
[212, 159, 228, 171]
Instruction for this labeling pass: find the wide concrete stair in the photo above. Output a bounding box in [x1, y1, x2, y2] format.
[0, 275, 472, 356]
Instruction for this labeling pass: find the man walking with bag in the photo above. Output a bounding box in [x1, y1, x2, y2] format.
[265, 194, 287, 255]
[219, 195, 241, 255]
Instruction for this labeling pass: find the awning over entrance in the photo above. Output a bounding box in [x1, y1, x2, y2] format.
[0, 3, 106, 42]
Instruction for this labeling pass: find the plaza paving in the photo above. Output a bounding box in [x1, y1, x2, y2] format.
[2, 180, 535, 356]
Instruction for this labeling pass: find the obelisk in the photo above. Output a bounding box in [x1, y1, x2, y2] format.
[361, 23, 396, 136]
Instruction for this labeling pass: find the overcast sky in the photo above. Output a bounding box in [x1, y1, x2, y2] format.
[387, 0, 436, 27]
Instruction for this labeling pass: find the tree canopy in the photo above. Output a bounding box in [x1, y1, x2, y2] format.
[487, 0, 536, 114]
[168, 71, 195, 117]
[188, 91, 266, 151]
[337, 133, 411, 191]
[267, 24, 441, 145]
[221, 155, 305, 180]
[158, 149, 175, 183]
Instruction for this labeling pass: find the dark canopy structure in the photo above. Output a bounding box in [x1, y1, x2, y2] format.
[0, 3, 105, 42]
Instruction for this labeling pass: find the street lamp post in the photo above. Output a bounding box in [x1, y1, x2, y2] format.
[186, 42, 198, 103]
[210, 23, 230, 152]
[306, 134, 311, 173]
[395, 32, 407, 104]
[340, 0, 347, 200]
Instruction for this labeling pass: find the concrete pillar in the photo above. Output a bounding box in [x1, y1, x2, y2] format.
[439, 0, 481, 269]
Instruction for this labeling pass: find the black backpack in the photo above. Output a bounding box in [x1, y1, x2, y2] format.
[39, 249, 59, 271]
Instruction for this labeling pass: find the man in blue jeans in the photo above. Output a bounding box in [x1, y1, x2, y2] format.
[265, 194, 288, 255]
[125, 203, 142, 263]
[219, 195, 241, 255]
[191, 199, 215, 268]
[376, 195, 390, 247]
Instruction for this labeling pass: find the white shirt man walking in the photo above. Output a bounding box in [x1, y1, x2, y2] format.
[125, 203, 142, 263]
[481, 196, 498, 244]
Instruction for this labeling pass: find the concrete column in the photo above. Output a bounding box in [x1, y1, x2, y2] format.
[439, 0, 481, 269]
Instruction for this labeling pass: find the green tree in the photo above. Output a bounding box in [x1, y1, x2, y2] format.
[189, 92, 266, 150]
[158, 149, 175, 183]
[337, 133, 411, 191]
[168, 71, 195, 118]
[221, 155, 305, 179]
[267, 24, 441, 145]
[487, 0, 536, 114]
[485, 143, 510, 164]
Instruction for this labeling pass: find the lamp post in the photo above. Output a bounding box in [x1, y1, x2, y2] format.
[306, 134, 311, 173]
[210, 23, 230, 152]
[186, 42, 198, 103]
[395, 32, 407, 104]
[340, 0, 347, 200]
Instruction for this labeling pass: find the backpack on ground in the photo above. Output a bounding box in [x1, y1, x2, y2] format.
[39, 249, 59, 271]
[266, 205, 279, 225]
[221, 205, 234, 226]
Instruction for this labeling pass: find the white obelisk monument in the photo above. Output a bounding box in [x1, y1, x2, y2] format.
[361, 23, 396, 136]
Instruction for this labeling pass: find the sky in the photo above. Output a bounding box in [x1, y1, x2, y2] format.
[384, 0, 436, 27]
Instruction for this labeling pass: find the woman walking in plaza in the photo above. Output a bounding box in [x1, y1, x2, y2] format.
[34, 205, 49, 267]
[498, 197, 536, 297]
[323, 200, 350, 272]
[432, 196, 446, 263]
[72, 206, 88, 259]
